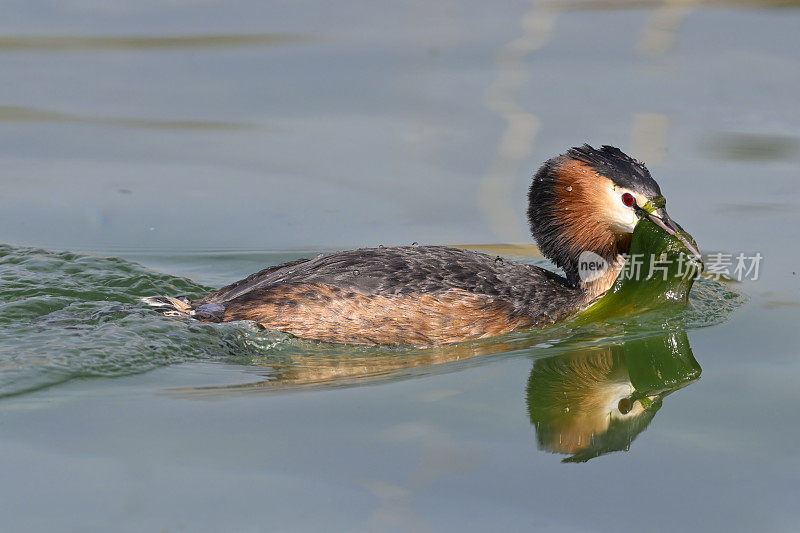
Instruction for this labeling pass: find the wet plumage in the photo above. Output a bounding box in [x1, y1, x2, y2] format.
[146, 144, 695, 346]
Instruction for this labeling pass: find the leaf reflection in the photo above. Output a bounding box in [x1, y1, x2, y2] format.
[166, 327, 701, 463]
[527, 331, 700, 463]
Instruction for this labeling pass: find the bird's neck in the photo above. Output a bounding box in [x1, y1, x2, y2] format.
[576, 254, 627, 299]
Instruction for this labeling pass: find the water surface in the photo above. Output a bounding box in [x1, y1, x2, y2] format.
[1, 1, 799, 531]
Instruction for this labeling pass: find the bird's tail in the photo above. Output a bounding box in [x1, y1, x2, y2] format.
[143, 295, 226, 321]
[141, 295, 195, 317]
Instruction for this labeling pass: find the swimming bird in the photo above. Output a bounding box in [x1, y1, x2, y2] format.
[146, 145, 700, 346]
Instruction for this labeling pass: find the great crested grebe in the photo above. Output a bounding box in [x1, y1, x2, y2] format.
[146, 145, 700, 346]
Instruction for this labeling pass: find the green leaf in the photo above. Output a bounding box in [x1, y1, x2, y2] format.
[571, 218, 701, 324]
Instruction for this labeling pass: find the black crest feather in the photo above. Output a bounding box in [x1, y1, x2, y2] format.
[526, 144, 660, 286]
[566, 144, 660, 195]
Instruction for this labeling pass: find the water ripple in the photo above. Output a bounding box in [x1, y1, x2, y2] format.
[0, 244, 744, 398]
[0, 33, 309, 53]
[0, 105, 264, 132]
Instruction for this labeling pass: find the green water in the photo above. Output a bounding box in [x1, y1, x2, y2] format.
[0, 240, 741, 399]
[1, 1, 800, 531]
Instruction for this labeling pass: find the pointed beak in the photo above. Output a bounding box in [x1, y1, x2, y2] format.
[642, 207, 702, 261]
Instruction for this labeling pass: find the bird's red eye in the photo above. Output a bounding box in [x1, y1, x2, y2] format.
[621, 193, 635, 207]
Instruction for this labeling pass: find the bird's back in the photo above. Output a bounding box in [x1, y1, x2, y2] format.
[171, 246, 585, 346]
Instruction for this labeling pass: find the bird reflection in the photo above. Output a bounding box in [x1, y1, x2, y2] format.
[167, 330, 547, 395]
[526, 331, 700, 463]
[167, 327, 700, 464]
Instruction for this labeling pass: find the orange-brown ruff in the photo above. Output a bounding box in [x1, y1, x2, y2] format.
[147, 145, 674, 346]
[549, 159, 633, 296]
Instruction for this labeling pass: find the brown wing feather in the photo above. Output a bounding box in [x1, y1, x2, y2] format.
[222, 283, 541, 346]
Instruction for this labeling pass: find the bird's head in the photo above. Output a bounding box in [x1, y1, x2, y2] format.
[527, 144, 699, 295]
